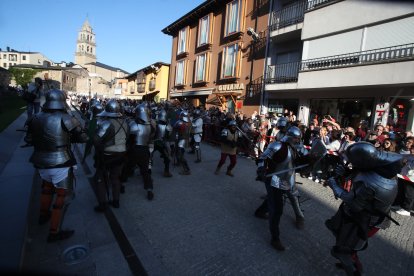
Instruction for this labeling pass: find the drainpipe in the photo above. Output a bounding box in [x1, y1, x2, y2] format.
[260, 0, 274, 115]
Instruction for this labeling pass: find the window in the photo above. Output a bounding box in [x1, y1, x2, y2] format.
[221, 44, 240, 78]
[198, 15, 211, 47]
[175, 59, 186, 85]
[195, 53, 209, 82]
[137, 83, 145, 93]
[3, 54, 6, 59]
[177, 27, 188, 55]
[3, 63, 6, 67]
[9, 54, 17, 61]
[22, 55, 26, 61]
[225, 0, 242, 36]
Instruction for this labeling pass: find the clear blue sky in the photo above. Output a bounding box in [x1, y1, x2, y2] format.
[0, 0, 205, 74]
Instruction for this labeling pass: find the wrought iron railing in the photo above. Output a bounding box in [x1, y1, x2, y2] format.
[301, 43, 414, 71]
[270, 0, 307, 31]
[265, 61, 301, 84]
[247, 76, 264, 98]
[306, 0, 338, 11]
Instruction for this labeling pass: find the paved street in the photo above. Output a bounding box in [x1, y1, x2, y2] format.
[19, 133, 414, 275]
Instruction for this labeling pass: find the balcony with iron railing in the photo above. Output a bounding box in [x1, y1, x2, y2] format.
[301, 43, 414, 71]
[270, 0, 307, 32]
[265, 61, 301, 84]
[270, 0, 340, 32]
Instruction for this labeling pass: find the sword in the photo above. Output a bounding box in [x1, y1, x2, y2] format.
[265, 164, 309, 177]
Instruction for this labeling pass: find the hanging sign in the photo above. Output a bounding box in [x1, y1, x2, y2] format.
[373, 102, 389, 126]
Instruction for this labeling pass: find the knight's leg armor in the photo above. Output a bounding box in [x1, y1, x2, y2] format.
[195, 142, 201, 163]
[287, 191, 305, 229]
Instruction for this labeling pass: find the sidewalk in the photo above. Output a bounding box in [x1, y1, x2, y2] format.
[1, 112, 413, 275]
[0, 113, 35, 272]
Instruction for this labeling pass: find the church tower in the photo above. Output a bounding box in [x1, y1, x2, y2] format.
[75, 19, 96, 66]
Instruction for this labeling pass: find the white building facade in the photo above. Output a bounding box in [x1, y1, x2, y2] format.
[264, 0, 414, 132]
[0, 47, 55, 70]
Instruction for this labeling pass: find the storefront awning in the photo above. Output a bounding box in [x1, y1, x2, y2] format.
[142, 91, 160, 101]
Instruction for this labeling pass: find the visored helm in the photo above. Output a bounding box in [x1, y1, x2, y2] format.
[89, 98, 98, 108]
[43, 89, 66, 110]
[135, 103, 150, 123]
[277, 117, 288, 129]
[345, 142, 402, 169]
[157, 109, 167, 124]
[180, 111, 189, 122]
[98, 99, 122, 118]
[228, 120, 237, 127]
[282, 126, 302, 145]
[92, 103, 104, 117]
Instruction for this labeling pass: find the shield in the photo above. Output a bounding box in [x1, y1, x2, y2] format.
[309, 139, 327, 160]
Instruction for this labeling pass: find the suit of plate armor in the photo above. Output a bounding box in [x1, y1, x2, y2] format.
[325, 142, 402, 275]
[256, 126, 308, 251]
[173, 111, 191, 175]
[29, 89, 88, 242]
[93, 99, 129, 211]
[190, 110, 204, 163]
[153, 109, 173, 177]
[129, 104, 155, 200]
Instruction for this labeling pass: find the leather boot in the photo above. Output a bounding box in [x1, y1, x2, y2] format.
[147, 190, 154, 200]
[94, 203, 107, 213]
[271, 239, 285, 251]
[163, 170, 173, 177]
[47, 230, 75, 243]
[214, 167, 220, 175]
[226, 170, 234, 177]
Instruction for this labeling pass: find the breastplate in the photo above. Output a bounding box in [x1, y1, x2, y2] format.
[131, 123, 151, 146]
[29, 112, 72, 168]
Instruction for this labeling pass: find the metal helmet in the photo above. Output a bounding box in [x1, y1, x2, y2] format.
[157, 109, 168, 124]
[345, 142, 403, 169]
[98, 99, 122, 118]
[92, 102, 104, 117]
[193, 109, 202, 119]
[89, 98, 98, 108]
[228, 120, 237, 127]
[43, 89, 66, 110]
[180, 111, 189, 122]
[277, 117, 288, 129]
[282, 126, 302, 145]
[135, 103, 150, 123]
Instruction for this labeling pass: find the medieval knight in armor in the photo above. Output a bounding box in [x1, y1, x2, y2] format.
[255, 121, 309, 230]
[28, 89, 88, 242]
[129, 104, 156, 200]
[173, 110, 191, 175]
[93, 100, 129, 212]
[256, 126, 309, 251]
[189, 108, 203, 163]
[325, 142, 402, 275]
[152, 109, 173, 177]
[214, 120, 241, 177]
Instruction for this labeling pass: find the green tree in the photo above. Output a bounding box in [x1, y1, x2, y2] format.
[8, 68, 40, 87]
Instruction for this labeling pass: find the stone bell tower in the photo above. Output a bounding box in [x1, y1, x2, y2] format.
[75, 18, 97, 66]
